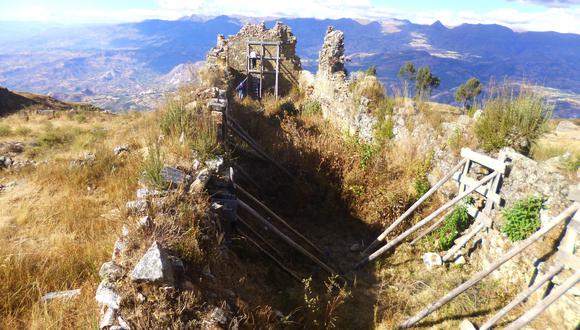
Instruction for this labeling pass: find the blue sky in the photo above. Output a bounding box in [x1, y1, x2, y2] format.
[0, 0, 578, 33]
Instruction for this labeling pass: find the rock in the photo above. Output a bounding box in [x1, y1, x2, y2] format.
[349, 242, 363, 252]
[95, 281, 122, 309]
[41, 289, 81, 302]
[99, 261, 123, 282]
[112, 239, 126, 260]
[170, 256, 184, 272]
[137, 215, 153, 229]
[473, 109, 484, 120]
[121, 224, 129, 237]
[422, 252, 443, 269]
[117, 316, 131, 329]
[113, 145, 130, 156]
[126, 200, 148, 214]
[556, 120, 577, 133]
[136, 292, 146, 302]
[318, 26, 346, 76]
[160, 166, 193, 188]
[204, 307, 228, 327]
[205, 158, 223, 173]
[459, 319, 477, 330]
[99, 307, 116, 329]
[189, 168, 211, 194]
[454, 255, 466, 265]
[192, 159, 201, 171]
[136, 188, 164, 199]
[130, 241, 175, 284]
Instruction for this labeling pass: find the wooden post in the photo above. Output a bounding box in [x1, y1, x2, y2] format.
[260, 42, 264, 99]
[459, 159, 471, 193]
[226, 120, 293, 178]
[398, 203, 579, 329]
[410, 209, 454, 245]
[480, 264, 565, 330]
[237, 215, 285, 260]
[361, 159, 468, 256]
[504, 271, 580, 330]
[235, 183, 326, 256]
[238, 230, 302, 282]
[246, 42, 250, 97]
[275, 43, 280, 100]
[442, 222, 484, 262]
[238, 200, 337, 275]
[357, 171, 498, 268]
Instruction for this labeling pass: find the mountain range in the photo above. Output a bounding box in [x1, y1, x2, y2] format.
[0, 15, 578, 117]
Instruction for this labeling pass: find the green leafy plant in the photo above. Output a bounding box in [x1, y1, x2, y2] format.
[436, 205, 470, 250]
[0, 124, 12, 137]
[303, 100, 322, 116]
[141, 140, 169, 190]
[502, 196, 544, 241]
[359, 143, 376, 170]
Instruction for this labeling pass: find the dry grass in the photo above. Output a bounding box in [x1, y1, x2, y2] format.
[0, 110, 154, 328]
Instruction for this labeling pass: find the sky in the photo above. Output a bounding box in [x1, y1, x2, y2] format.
[0, 0, 578, 34]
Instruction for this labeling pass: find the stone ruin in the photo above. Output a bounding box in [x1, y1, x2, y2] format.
[207, 22, 302, 97]
[307, 27, 378, 141]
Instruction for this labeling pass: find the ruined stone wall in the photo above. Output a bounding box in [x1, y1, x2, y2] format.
[308, 27, 377, 142]
[207, 22, 302, 96]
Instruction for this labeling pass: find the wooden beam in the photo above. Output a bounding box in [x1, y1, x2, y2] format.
[361, 159, 468, 256]
[238, 230, 302, 282]
[480, 264, 565, 330]
[235, 183, 326, 256]
[238, 200, 337, 275]
[357, 171, 498, 269]
[398, 203, 579, 329]
[409, 209, 453, 245]
[442, 222, 484, 262]
[503, 271, 580, 330]
[453, 173, 502, 205]
[461, 148, 506, 173]
[237, 215, 285, 260]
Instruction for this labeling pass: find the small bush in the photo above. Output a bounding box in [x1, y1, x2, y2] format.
[365, 65, 377, 76]
[73, 114, 87, 123]
[437, 205, 470, 250]
[502, 196, 544, 241]
[303, 100, 322, 116]
[475, 82, 552, 155]
[159, 96, 194, 138]
[14, 126, 32, 137]
[359, 143, 376, 170]
[141, 140, 169, 190]
[0, 124, 12, 137]
[280, 100, 298, 116]
[414, 176, 431, 197]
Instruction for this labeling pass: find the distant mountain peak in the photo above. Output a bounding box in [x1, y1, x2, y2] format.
[431, 20, 446, 29]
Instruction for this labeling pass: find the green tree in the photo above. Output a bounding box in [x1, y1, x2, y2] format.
[415, 66, 440, 100]
[455, 77, 482, 110]
[398, 62, 416, 97]
[365, 65, 377, 76]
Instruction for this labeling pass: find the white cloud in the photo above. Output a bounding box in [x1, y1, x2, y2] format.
[0, 0, 578, 34]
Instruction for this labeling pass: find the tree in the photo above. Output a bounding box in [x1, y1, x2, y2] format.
[415, 66, 440, 100]
[398, 62, 416, 97]
[455, 77, 482, 110]
[365, 65, 377, 76]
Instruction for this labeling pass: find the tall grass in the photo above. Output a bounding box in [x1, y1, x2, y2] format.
[475, 82, 552, 155]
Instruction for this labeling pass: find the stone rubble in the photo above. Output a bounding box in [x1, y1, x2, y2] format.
[95, 281, 122, 309]
[99, 261, 124, 282]
[41, 289, 81, 302]
[130, 241, 175, 284]
[422, 252, 443, 269]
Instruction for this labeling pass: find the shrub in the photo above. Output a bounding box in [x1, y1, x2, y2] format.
[280, 100, 298, 116]
[159, 96, 194, 138]
[350, 72, 386, 105]
[437, 205, 470, 250]
[365, 65, 377, 76]
[502, 196, 544, 241]
[73, 114, 87, 123]
[14, 126, 32, 137]
[141, 140, 169, 190]
[0, 124, 12, 137]
[359, 143, 376, 170]
[475, 82, 552, 155]
[303, 100, 322, 116]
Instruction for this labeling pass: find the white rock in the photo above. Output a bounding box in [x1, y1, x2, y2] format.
[41, 289, 81, 302]
[95, 281, 122, 309]
[99, 261, 123, 282]
[130, 241, 175, 284]
[454, 256, 466, 265]
[112, 239, 126, 260]
[113, 145, 130, 156]
[189, 168, 211, 194]
[121, 225, 129, 237]
[205, 158, 223, 173]
[99, 307, 116, 329]
[117, 315, 131, 329]
[459, 319, 477, 330]
[136, 188, 164, 199]
[422, 252, 443, 269]
[126, 200, 148, 214]
[137, 215, 153, 228]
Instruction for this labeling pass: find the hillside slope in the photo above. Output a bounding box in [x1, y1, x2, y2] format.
[0, 86, 99, 116]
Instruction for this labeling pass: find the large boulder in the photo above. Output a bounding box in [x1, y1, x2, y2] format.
[130, 241, 175, 284]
